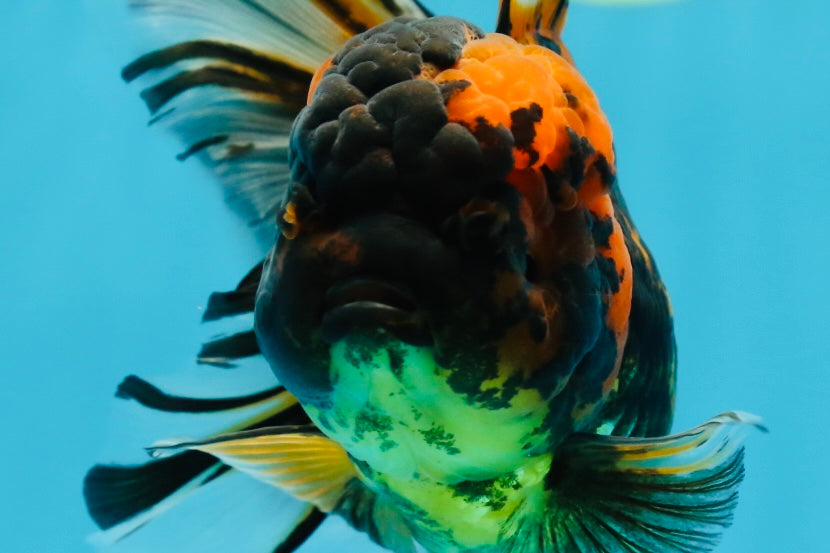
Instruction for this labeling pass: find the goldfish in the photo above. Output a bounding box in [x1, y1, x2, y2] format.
[84, 1, 764, 552]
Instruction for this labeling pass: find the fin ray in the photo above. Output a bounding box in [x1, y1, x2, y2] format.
[596, 182, 677, 437]
[504, 412, 763, 553]
[148, 429, 359, 512]
[126, 0, 430, 242]
[203, 261, 263, 321]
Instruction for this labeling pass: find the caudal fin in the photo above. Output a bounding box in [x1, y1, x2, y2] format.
[84, 376, 315, 550]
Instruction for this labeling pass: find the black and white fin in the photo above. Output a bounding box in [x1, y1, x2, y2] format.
[202, 260, 263, 322]
[188, 259, 264, 368]
[503, 412, 766, 553]
[84, 376, 317, 552]
[147, 425, 419, 553]
[124, 0, 432, 243]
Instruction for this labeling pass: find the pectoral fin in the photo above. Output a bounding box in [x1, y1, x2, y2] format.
[504, 411, 765, 553]
[148, 426, 359, 512]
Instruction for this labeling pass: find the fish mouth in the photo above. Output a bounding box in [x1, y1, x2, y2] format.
[321, 279, 432, 346]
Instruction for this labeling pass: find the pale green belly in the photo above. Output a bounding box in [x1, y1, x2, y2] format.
[302, 334, 554, 548]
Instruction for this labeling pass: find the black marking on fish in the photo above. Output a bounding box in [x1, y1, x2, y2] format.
[419, 425, 461, 455]
[564, 128, 594, 190]
[354, 405, 397, 451]
[595, 255, 621, 295]
[437, 79, 471, 104]
[511, 102, 544, 167]
[387, 345, 405, 378]
[594, 152, 615, 188]
[590, 215, 614, 249]
[451, 478, 508, 510]
[343, 335, 376, 367]
[441, 341, 523, 410]
[565, 92, 579, 108]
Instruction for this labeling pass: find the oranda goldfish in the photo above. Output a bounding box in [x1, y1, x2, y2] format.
[84, 1, 764, 552]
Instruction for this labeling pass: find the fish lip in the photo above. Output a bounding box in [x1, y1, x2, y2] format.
[324, 278, 418, 313]
[321, 279, 432, 346]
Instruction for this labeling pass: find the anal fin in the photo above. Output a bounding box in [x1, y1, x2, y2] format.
[504, 412, 766, 553]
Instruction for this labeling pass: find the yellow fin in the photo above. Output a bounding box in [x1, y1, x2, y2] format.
[149, 427, 358, 512]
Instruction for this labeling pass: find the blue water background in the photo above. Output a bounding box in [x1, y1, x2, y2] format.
[1, 1, 828, 552]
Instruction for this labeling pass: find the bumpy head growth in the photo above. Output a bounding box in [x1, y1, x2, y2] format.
[289, 16, 615, 224]
[290, 17, 496, 221]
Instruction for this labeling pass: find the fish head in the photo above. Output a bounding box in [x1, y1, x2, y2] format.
[254, 17, 628, 481]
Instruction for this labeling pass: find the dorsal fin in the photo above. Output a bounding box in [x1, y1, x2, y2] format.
[496, 0, 571, 58]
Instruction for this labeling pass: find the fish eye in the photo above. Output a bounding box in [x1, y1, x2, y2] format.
[442, 202, 511, 254]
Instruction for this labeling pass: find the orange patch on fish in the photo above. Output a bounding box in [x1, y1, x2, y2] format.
[307, 56, 334, 104]
[588, 195, 633, 394]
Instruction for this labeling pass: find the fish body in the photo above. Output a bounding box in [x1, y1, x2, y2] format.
[84, 2, 762, 552]
[254, 17, 649, 549]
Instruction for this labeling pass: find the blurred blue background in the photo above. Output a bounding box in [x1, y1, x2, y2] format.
[1, 0, 827, 552]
